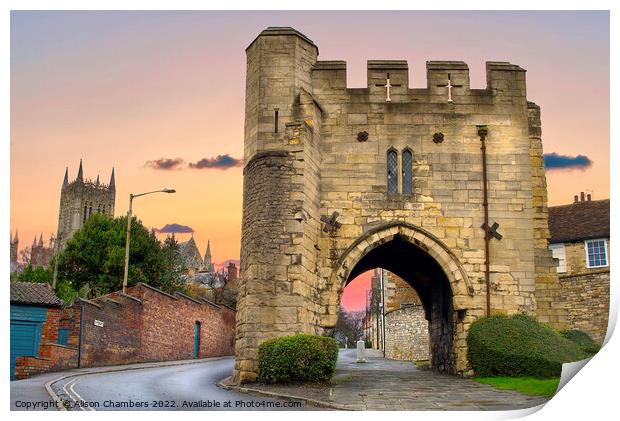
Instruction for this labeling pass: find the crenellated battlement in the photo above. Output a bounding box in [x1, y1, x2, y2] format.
[311, 58, 526, 100]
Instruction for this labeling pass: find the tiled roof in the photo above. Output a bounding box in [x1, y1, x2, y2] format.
[548, 199, 610, 243]
[10, 282, 62, 307]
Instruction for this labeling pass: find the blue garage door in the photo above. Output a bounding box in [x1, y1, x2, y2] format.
[10, 305, 47, 380]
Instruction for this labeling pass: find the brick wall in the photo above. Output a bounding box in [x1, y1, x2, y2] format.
[78, 294, 143, 367]
[559, 271, 610, 343]
[14, 307, 79, 380]
[77, 283, 236, 367]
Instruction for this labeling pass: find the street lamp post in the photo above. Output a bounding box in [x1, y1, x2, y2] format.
[123, 188, 176, 293]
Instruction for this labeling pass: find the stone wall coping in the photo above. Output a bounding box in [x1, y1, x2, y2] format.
[246, 26, 318, 54]
[314, 60, 346, 70]
[486, 61, 526, 72]
[368, 60, 408, 70]
[101, 297, 122, 306]
[426, 60, 469, 70]
[559, 269, 610, 280]
[116, 292, 143, 304]
[198, 297, 224, 309]
[76, 297, 103, 309]
[174, 291, 208, 305]
[136, 282, 178, 300]
[385, 304, 424, 316]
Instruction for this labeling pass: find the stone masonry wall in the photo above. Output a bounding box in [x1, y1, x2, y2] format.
[529, 102, 567, 328]
[385, 305, 430, 361]
[559, 271, 610, 343]
[563, 239, 611, 275]
[237, 27, 557, 382]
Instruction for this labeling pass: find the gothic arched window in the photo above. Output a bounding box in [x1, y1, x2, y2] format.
[387, 149, 398, 194]
[402, 149, 413, 195]
[83, 206, 88, 223]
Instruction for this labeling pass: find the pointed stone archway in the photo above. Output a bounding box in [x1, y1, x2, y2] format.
[323, 222, 476, 375]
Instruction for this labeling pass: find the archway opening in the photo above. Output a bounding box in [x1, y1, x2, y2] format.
[343, 235, 455, 374]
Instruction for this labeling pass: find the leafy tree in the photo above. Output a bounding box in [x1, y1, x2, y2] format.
[11, 265, 52, 284]
[161, 234, 186, 290]
[57, 213, 184, 297]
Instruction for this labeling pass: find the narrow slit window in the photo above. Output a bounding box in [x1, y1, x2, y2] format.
[387, 150, 398, 194]
[402, 149, 413, 195]
[274, 109, 279, 133]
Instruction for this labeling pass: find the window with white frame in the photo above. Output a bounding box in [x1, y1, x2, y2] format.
[548, 243, 567, 273]
[585, 239, 609, 268]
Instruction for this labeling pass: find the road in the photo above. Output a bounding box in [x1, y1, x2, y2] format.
[48, 357, 313, 411]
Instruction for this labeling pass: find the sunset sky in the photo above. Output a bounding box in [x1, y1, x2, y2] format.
[10, 11, 609, 310]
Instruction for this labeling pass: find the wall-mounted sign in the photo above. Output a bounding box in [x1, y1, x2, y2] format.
[94, 320, 104, 327]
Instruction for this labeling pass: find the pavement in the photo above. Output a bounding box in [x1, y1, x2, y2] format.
[227, 349, 552, 411]
[10, 357, 315, 411]
[11, 349, 552, 411]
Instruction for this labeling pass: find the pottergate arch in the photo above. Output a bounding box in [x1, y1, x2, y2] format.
[233, 27, 566, 384]
[327, 223, 475, 373]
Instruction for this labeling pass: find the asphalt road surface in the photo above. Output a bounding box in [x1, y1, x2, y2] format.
[51, 357, 314, 411]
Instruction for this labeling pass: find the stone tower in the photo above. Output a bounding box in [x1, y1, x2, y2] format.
[56, 160, 116, 249]
[235, 27, 563, 383]
[30, 233, 55, 268]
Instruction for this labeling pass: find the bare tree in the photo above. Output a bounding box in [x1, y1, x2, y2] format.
[335, 306, 366, 348]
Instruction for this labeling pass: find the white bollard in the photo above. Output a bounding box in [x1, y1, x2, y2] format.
[356, 340, 366, 363]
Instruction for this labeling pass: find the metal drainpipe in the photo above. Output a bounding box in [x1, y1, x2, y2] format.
[380, 268, 386, 356]
[478, 125, 491, 318]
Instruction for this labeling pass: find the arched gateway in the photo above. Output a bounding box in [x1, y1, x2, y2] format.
[233, 27, 566, 384]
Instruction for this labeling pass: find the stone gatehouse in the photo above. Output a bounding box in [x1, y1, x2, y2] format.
[235, 27, 565, 383]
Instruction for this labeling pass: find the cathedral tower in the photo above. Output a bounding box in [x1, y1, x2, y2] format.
[56, 160, 116, 249]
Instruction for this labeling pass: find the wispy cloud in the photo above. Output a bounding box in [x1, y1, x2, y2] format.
[144, 157, 185, 170]
[156, 223, 194, 234]
[188, 154, 242, 170]
[543, 153, 593, 171]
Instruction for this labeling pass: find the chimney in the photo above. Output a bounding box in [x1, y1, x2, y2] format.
[587, 193, 592, 201]
[574, 195, 579, 203]
[580, 192, 585, 202]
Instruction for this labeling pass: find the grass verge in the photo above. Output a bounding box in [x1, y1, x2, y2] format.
[474, 376, 560, 397]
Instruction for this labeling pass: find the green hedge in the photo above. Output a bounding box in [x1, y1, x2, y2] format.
[467, 314, 587, 378]
[258, 334, 339, 384]
[561, 329, 601, 356]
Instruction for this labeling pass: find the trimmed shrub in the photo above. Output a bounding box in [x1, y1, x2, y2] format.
[258, 334, 339, 384]
[561, 329, 601, 356]
[467, 314, 587, 378]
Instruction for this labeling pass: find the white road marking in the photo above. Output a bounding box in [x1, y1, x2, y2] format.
[69, 379, 95, 411]
[60, 378, 94, 411]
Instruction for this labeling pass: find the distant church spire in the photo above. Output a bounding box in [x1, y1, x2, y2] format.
[76, 159, 84, 182]
[109, 167, 115, 190]
[62, 167, 69, 188]
[38, 233, 44, 247]
[13, 229, 18, 243]
[96, 174, 100, 185]
[204, 240, 214, 272]
[32, 236, 37, 247]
